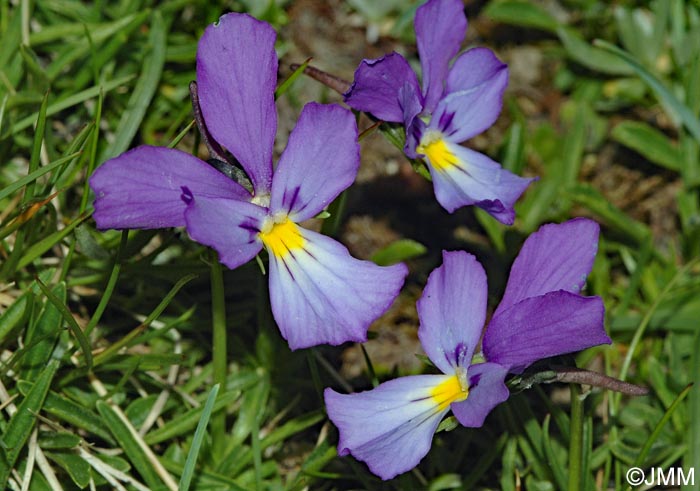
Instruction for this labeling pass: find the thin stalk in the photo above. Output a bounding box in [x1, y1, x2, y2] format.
[84, 230, 128, 336]
[210, 253, 227, 456]
[568, 384, 583, 491]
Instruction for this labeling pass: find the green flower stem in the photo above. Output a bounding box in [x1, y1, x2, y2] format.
[210, 252, 227, 456]
[568, 384, 583, 491]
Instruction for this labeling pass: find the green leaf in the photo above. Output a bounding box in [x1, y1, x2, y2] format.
[0, 360, 59, 488]
[568, 184, 650, 243]
[179, 384, 220, 491]
[0, 289, 33, 345]
[17, 382, 115, 444]
[37, 431, 81, 450]
[145, 389, 250, 445]
[0, 151, 83, 202]
[96, 400, 172, 491]
[45, 451, 91, 488]
[35, 277, 93, 369]
[275, 57, 311, 99]
[371, 239, 427, 266]
[21, 282, 66, 380]
[483, 0, 560, 33]
[99, 10, 168, 162]
[557, 28, 634, 76]
[4, 74, 135, 138]
[595, 39, 700, 144]
[611, 120, 682, 171]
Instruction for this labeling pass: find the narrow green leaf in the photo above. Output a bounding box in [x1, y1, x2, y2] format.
[37, 432, 80, 450]
[18, 212, 90, 268]
[96, 401, 170, 491]
[595, 39, 700, 143]
[0, 151, 82, 202]
[275, 57, 311, 99]
[568, 184, 650, 243]
[22, 282, 66, 379]
[611, 120, 682, 171]
[0, 289, 33, 345]
[145, 389, 248, 445]
[634, 384, 693, 468]
[483, 0, 560, 33]
[17, 382, 115, 444]
[35, 277, 93, 369]
[370, 239, 427, 266]
[0, 359, 59, 488]
[558, 28, 634, 76]
[179, 384, 220, 491]
[99, 10, 168, 162]
[541, 415, 568, 491]
[5, 74, 134, 138]
[230, 372, 270, 447]
[45, 451, 91, 488]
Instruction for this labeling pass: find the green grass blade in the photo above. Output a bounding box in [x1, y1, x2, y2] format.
[5, 74, 134, 137]
[0, 359, 59, 488]
[275, 57, 311, 99]
[18, 211, 90, 269]
[35, 277, 93, 369]
[611, 120, 683, 171]
[99, 10, 167, 162]
[595, 39, 700, 143]
[0, 151, 81, 202]
[96, 400, 174, 491]
[178, 384, 220, 491]
[0, 288, 33, 345]
[684, 330, 700, 491]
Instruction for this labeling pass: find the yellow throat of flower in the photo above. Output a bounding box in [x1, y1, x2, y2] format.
[431, 369, 469, 411]
[258, 217, 305, 258]
[417, 134, 458, 172]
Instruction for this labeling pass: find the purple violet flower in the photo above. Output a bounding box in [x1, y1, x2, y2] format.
[89, 13, 408, 350]
[344, 0, 535, 225]
[324, 218, 612, 480]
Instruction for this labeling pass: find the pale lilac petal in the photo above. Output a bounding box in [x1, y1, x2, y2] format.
[344, 53, 422, 123]
[446, 47, 508, 94]
[451, 363, 509, 427]
[267, 228, 407, 350]
[430, 65, 508, 143]
[496, 219, 599, 316]
[415, 0, 467, 113]
[325, 374, 453, 480]
[483, 291, 611, 372]
[270, 103, 359, 222]
[196, 13, 277, 196]
[90, 146, 249, 230]
[183, 194, 266, 270]
[417, 251, 487, 374]
[425, 141, 534, 224]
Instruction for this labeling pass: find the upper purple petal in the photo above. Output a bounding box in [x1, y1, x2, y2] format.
[495, 218, 600, 316]
[90, 145, 249, 230]
[267, 228, 407, 350]
[182, 195, 266, 270]
[429, 65, 508, 143]
[446, 47, 508, 94]
[483, 291, 610, 372]
[344, 52, 422, 123]
[325, 374, 451, 480]
[270, 103, 359, 222]
[425, 142, 534, 224]
[417, 251, 487, 374]
[196, 13, 277, 196]
[450, 362, 509, 427]
[415, 0, 467, 113]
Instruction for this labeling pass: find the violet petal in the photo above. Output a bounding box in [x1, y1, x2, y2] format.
[90, 145, 249, 230]
[415, 0, 467, 113]
[196, 13, 277, 196]
[417, 251, 487, 374]
[270, 103, 359, 222]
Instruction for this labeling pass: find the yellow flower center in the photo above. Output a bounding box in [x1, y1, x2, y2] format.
[258, 217, 305, 258]
[417, 133, 459, 172]
[430, 370, 469, 411]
